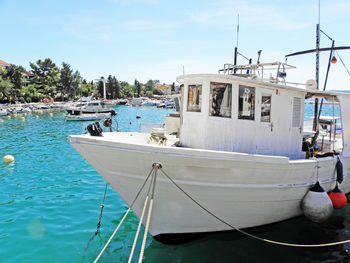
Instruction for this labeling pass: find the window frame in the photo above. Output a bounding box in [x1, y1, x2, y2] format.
[238, 85, 255, 121]
[260, 93, 272, 123]
[208, 82, 232, 118]
[186, 84, 202, 112]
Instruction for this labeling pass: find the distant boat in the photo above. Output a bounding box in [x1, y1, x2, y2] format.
[0, 108, 7, 116]
[65, 112, 113, 121]
[66, 101, 114, 115]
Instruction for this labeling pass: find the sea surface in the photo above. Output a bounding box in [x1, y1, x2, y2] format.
[1, 104, 350, 263]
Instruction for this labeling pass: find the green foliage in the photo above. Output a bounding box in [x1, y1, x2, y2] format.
[0, 57, 173, 103]
[119, 85, 134, 98]
[145, 90, 153, 98]
[30, 58, 58, 86]
[152, 87, 164, 95]
[0, 75, 14, 102]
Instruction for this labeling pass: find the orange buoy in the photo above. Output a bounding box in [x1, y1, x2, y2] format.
[328, 184, 347, 209]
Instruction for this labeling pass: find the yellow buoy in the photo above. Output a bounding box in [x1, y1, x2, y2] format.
[35, 115, 39, 119]
[7, 115, 11, 119]
[13, 114, 17, 117]
[49, 113, 53, 117]
[3, 154, 15, 163]
[21, 117, 25, 121]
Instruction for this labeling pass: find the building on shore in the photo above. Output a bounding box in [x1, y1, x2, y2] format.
[0, 59, 10, 69]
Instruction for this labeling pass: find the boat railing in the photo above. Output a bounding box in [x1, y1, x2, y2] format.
[218, 62, 312, 89]
[139, 122, 164, 133]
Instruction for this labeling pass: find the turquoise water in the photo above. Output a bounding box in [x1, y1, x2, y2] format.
[1, 104, 349, 263]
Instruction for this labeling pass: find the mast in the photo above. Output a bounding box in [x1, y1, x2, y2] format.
[313, 0, 321, 131]
[313, 23, 320, 131]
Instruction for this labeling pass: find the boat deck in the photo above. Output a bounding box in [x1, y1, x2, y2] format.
[83, 132, 179, 147]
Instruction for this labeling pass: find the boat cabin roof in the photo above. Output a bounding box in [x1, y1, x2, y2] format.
[177, 73, 350, 100]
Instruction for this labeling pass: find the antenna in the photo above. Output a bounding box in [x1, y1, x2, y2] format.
[234, 14, 239, 70]
[236, 14, 239, 48]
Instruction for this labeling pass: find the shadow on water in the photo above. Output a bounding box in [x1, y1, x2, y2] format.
[145, 208, 350, 263]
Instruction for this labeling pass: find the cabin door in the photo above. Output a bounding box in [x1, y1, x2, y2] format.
[289, 96, 304, 158]
[255, 89, 274, 155]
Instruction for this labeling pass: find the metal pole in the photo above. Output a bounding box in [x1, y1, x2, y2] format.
[103, 81, 106, 99]
[313, 24, 320, 131]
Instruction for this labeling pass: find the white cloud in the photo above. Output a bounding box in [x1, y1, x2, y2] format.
[187, 2, 312, 31]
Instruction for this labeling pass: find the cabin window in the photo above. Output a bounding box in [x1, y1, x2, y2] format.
[209, 82, 232, 118]
[187, 84, 202, 112]
[238, 85, 255, 120]
[261, 95, 271, 122]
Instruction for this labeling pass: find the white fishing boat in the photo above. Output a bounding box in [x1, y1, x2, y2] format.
[69, 27, 350, 239]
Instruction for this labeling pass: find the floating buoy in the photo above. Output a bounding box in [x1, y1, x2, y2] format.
[21, 117, 25, 121]
[7, 115, 11, 119]
[13, 114, 17, 117]
[336, 157, 343, 183]
[49, 113, 53, 117]
[3, 154, 14, 163]
[302, 181, 333, 223]
[130, 121, 132, 125]
[36, 115, 39, 119]
[136, 115, 141, 119]
[328, 184, 347, 209]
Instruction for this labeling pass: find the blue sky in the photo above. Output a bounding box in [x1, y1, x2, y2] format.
[1, 0, 350, 89]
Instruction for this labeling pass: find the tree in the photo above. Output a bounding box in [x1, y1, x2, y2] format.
[59, 62, 73, 101]
[0, 75, 14, 102]
[2, 64, 25, 102]
[30, 58, 58, 98]
[145, 79, 154, 92]
[119, 85, 134, 98]
[134, 79, 141, 97]
[113, 76, 120, 99]
[71, 70, 81, 99]
[97, 77, 105, 98]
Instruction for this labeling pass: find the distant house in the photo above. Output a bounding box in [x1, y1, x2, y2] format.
[0, 59, 10, 69]
[23, 70, 34, 85]
[155, 84, 171, 95]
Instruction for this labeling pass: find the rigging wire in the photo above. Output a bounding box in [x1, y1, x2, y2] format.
[336, 51, 350, 77]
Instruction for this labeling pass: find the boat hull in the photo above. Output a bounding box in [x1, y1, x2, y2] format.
[69, 133, 350, 236]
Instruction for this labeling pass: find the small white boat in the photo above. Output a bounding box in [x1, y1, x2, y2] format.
[131, 98, 142, 106]
[0, 108, 8, 116]
[65, 112, 114, 121]
[67, 101, 114, 115]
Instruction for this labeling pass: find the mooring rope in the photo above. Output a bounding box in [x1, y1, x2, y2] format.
[159, 167, 350, 248]
[94, 166, 155, 263]
[128, 169, 157, 263]
[85, 183, 108, 250]
[138, 167, 158, 263]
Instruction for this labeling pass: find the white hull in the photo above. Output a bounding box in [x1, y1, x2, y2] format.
[69, 132, 350, 237]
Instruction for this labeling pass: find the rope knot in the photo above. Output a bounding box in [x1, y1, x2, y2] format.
[152, 163, 162, 169]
